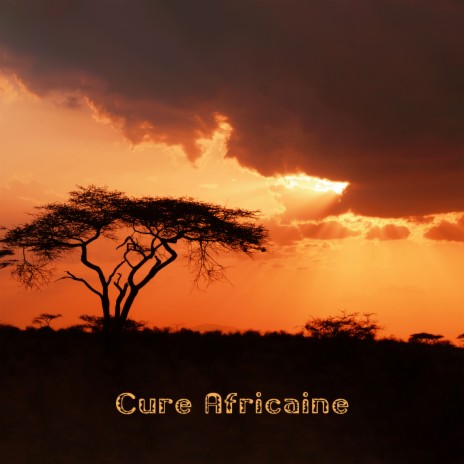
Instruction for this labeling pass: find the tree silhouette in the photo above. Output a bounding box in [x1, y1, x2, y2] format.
[32, 313, 62, 329]
[408, 332, 445, 345]
[1, 185, 268, 339]
[304, 311, 381, 340]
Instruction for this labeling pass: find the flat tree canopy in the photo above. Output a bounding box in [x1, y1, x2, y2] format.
[1, 186, 268, 336]
[304, 311, 381, 341]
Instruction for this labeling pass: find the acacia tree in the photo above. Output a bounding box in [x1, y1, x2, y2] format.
[304, 311, 381, 341]
[32, 313, 62, 329]
[1, 186, 268, 338]
[408, 333, 445, 345]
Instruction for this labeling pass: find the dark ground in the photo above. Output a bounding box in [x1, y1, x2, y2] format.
[1, 327, 463, 464]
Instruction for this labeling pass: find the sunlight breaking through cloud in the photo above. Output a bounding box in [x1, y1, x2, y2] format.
[275, 174, 349, 195]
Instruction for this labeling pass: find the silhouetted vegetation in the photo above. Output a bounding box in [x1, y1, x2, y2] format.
[0, 323, 20, 333]
[0, 247, 15, 268]
[1, 186, 268, 339]
[408, 332, 447, 345]
[0, 326, 462, 463]
[32, 313, 62, 329]
[304, 311, 381, 340]
[73, 314, 148, 333]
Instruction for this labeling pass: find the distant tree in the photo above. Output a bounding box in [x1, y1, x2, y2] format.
[408, 333, 444, 345]
[304, 311, 381, 340]
[457, 334, 464, 347]
[1, 185, 268, 340]
[32, 313, 62, 329]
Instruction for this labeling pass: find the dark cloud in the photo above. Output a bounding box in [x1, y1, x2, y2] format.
[424, 216, 464, 242]
[1, 0, 462, 216]
[366, 224, 410, 241]
[299, 221, 360, 240]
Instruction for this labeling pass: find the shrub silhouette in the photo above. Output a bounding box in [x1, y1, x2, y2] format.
[73, 314, 147, 333]
[32, 313, 62, 329]
[408, 332, 445, 345]
[304, 311, 380, 340]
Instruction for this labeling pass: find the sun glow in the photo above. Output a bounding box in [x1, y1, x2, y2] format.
[276, 174, 349, 195]
[1, 74, 462, 341]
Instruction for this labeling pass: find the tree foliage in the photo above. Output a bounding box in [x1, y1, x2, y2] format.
[304, 311, 381, 341]
[1, 185, 268, 337]
[408, 332, 445, 345]
[32, 313, 62, 329]
[0, 247, 16, 269]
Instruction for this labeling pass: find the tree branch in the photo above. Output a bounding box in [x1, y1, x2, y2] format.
[135, 238, 178, 291]
[80, 244, 107, 290]
[59, 271, 103, 297]
[107, 260, 126, 285]
[114, 274, 129, 319]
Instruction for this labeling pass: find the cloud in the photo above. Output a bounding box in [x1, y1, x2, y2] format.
[269, 183, 346, 222]
[366, 224, 410, 241]
[266, 220, 302, 246]
[299, 221, 360, 240]
[0, 0, 462, 217]
[424, 216, 464, 242]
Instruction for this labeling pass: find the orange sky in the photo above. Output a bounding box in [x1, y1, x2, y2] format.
[0, 73, 462, 341]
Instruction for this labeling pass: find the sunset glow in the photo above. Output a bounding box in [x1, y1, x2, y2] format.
[0, 0, 462, 346]
[276, 174, 349, 195]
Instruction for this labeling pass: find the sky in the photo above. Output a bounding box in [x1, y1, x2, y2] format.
[0, 0, 463, 340]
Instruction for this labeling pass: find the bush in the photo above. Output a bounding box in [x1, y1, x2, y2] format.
[408, 332, 449, 345]
[304, 311, 381, 340]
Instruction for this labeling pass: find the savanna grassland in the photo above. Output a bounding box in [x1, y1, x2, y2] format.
[1, 327, 463, 464]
